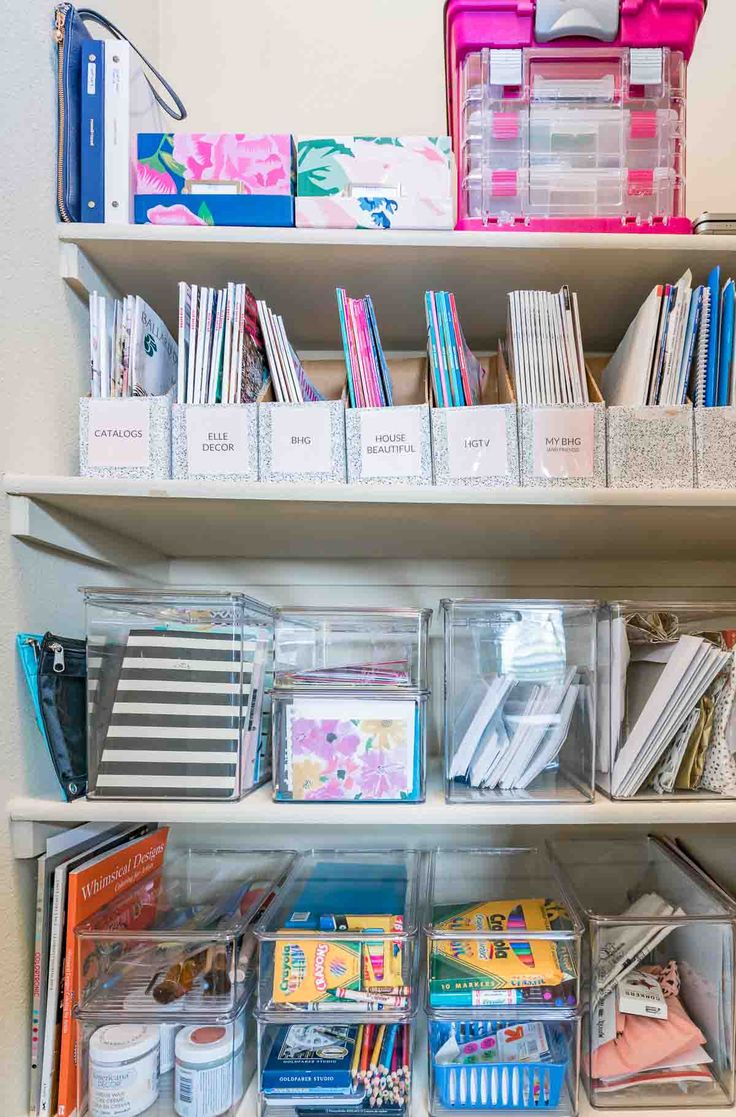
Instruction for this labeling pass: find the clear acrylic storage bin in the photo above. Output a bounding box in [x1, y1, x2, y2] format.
[83, 589, 275, 801]
[442, 600, 597, 804]
[257, 1018, 415, 1117]
[424, 849, 583, 1012]
[549, 835, 736, 1110]
[76, 1000, 253, 1117]
[274, 607, 432, 690]
[255, 849, 422, 1016]
[457, 47, 688, 229]
[427, 1014, 580, 1115]
[271, 688, 428, 803]
[597, 602, 736, 800]
[76, 848, 295, 1018]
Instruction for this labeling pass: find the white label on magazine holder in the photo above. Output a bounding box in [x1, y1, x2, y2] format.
[445, 408, 509, 479]
[270, 405, 332, 475]
[88, 399, 150, 468]
[359, 409, 422, 478]
[187, 406, 250, 475]
[533, 408, 595, 479]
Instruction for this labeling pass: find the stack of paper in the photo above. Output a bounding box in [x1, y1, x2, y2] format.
[424, 290, 485, 406]
[257, 302, 324, 403]
[89, 293, 177, 398]
[611, 634, 731, 797]
[336, 288, 393, 407]
[175, 282, 269, 405]
[505, 286, 588, 405]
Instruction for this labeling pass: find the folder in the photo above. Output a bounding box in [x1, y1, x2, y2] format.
[717, 279, 735, 407]
[705, 266, 721, 407]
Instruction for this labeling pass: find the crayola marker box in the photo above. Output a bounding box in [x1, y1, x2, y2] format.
[428, 898, 577, 1003]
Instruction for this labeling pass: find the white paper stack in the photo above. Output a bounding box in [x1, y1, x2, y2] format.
[505, 285, 588, 405]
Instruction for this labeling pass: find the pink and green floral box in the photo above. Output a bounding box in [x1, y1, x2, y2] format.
[296, 136, 454, 230]
[135, 133, 295, 226]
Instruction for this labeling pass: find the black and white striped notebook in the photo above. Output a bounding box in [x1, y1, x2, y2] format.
[90, 627, 264, 799]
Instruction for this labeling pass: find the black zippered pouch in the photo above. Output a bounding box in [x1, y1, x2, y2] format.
[17, 632, 88, 799]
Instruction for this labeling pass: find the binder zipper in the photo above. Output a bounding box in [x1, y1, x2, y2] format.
[54, 4, 72, 222]
[50, 641, 65, 673]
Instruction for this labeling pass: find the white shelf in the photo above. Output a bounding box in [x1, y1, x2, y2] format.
[57, 224, 736, 350]
[11, 778, 736, 857]
[9, 474, 736, 562]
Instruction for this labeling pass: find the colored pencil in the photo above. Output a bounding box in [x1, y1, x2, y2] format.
[371, 1025, 386, 1070]
[351, 1023, 364, 1081]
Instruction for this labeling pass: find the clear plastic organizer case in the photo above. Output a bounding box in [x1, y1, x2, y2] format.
[459, 47, 686, 227]
[424, 849, 583, 1013]
[274, 607, 432, 690]
[76, 1000, 254, 1117]
[442, 600, 598, 804]
[255, 849, 422, 1017]
[257, 1017, 415, 1117]
[83, 589, 275, 801]
[427, 1013, 581, 1116]
[597, 602, 736, 800]
[76, 848, 295, 1018]
[549, 836, 736, 1110]
[271, 689, 428, 803]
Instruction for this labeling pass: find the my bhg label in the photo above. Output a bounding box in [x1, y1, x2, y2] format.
[270, 405, 332, 475]
[359, 408, 422, 479]
[186, 406, 249, 476]
[87, 399, 150, 468]
[445, 408, 509, 479]
[533, 408, 595, 479]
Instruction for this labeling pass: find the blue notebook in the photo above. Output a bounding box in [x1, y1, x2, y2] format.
[263, 1025, 359, 1095]
[717, 279, 735, 407]
[705, 266, 722, 407]
[80, 40, 104, 223]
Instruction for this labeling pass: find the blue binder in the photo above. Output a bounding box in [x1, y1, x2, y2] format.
[717, 279, 735, 407]
[705, 266, 721, 407]
[80, 40, 104, 223]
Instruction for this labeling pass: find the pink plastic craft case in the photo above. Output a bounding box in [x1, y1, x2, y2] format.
[445, 0, 706, 232]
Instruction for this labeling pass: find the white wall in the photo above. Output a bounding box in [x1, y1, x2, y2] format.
[156, 0, 736, 219]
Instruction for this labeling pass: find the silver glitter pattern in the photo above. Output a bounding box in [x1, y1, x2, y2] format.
[695, 407, 736, 489]
[172, 403, 259, 481]
[258, 399, 347, 483]
[431, 404, 520, 488]
[346, 405, 433, 486]
[79, 395, 172, 480]
[519, 403, 606, 488]
[608, 405, 694, 489]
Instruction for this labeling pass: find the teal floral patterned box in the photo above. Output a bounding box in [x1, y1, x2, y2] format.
[296, 136, 454, 230]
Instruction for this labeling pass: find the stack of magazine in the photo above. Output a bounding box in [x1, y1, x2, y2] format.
[504, 286, 588, 405]
[88, 293, 177, 398]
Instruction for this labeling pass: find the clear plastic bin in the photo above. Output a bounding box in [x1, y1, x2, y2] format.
[424, 849, 583, 1012]
[597, 602, 736, 800]
[549, 836, 736, 1109]
[274, 608, 432, 690]
[428, 1013, 581, 1116]
[83, 589, 275, 801]
[255, 850, 422, 1016]
[271, 689, 428, 803]
[76, 848, 295, 1018]
[442, 600, 597, 804]
[458, 46, 687, 228]
[257, 1017, 415, 1117]
[76, 1001, 253, 1117]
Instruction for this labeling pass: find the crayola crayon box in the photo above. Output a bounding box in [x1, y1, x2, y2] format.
[429, 899, 577, 1001]
[272, 929, 405, 1007]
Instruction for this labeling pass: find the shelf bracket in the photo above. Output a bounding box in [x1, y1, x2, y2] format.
[59, 241, 122, 303]
[8, 495, 167, 575]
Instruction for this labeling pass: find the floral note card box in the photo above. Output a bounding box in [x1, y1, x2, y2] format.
[296, 136, 454, 229]
[135, 133, 295, 226]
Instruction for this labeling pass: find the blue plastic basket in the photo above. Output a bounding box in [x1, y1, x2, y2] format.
[431, 1020, 569, 1110]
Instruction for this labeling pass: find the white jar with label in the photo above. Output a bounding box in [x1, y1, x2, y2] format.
[89, 1023, 160, 1117]
[174, 1015, 245, 1117]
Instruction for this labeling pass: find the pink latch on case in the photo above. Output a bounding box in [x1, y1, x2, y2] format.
[628, 168, 655, 195]
[492, 169, 519, 197]
[630, 111, 657, 140]
[492, 112, 521, 140]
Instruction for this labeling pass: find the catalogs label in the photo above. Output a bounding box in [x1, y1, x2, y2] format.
[186, 406, 249, 475]
[88, 399, 150, 468]
[445, 408, 509, 479]
[359, 409, 422, 478]
[270, 405, 332, 475]
[532, 408, 594, 479]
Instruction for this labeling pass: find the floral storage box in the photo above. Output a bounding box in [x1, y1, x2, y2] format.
[296, 136, 454, 229]
[135, 133, 295, 226]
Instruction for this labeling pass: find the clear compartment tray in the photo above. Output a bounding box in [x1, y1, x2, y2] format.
[274, 607, 432, 691]
[83, 588, 276, 802]
[255, 849, 422, 1017]
[597, 602, 736, 800]
[427, 1012, 581, 1116]
[424, 848, 583, 1012]
[441, 600, 597, 804]
[549, 836, 736, 1110]
[76, 848, 295, 1018]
